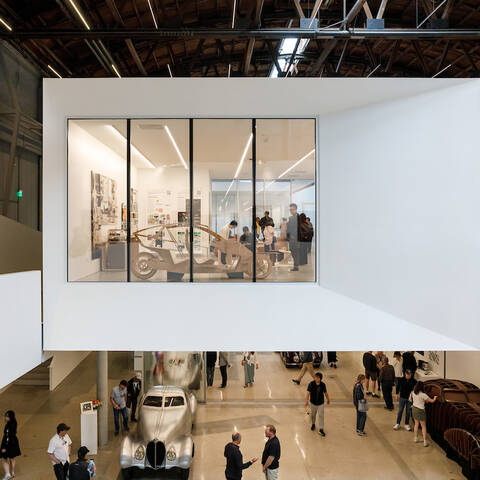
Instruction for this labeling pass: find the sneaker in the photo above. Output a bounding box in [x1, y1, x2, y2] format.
[405, 425, 412, 431]
[311, 424, 315, 431]
[292, 379, 300, 385]
[423, 441, 429, 447]
[372, 393, 380, 398]
[319, 429, 326, 437]
[393, 424, 400, 430]
[414, 437, 419, 443]
[366, 391, 372, 396]
[357, 431, 366, 436]
[290, 267, 299, 271]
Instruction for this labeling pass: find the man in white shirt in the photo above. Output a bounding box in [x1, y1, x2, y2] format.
[111, 379, 129, 436]
[218, 220, 237, 264]
[47, 423, 72, 480]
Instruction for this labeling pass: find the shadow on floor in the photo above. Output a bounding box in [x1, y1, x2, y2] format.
[117, 468, 188, 479]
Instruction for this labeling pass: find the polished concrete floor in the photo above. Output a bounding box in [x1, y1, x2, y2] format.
[0, 352, 464, 479]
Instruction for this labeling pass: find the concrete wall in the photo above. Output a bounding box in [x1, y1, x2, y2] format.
[48, 351, 90, 391]
[0, 215, 42, 274]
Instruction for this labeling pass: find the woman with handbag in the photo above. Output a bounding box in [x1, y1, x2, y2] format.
[353, 374, 368, 436]
[241, 352, 258, 388]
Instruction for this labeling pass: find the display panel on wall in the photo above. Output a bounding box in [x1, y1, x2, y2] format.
[67, 118, 316, 283]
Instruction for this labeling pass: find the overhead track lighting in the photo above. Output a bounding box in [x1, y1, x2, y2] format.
[164, 126, 188, 170]
[111, 63, 121, 78]
[108, 126, 155, 169]
[167, 64, 173, 77]
[0, 16, 12, 31]
[68, 0, 90, 30]
[146, 0, 158, 29]
[232, 0, 237, 28]
[48, 65, 62, 78]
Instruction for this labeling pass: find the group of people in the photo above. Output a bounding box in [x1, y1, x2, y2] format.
[224, 425, 280, 480]
[206, 352, 259, 389]
[220, 203, 315, 271]
[355, 351, 437, 445]
[110, 372, 142, 436]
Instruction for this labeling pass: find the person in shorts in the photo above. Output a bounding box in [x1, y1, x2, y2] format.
[362, 351, 379, 398]
[410, 381, 437, 447]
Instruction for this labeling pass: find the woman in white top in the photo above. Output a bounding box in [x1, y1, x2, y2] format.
[409, 381, 437, 447]
[241, 352, 258, 388]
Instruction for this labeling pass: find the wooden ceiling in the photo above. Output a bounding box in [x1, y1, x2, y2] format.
[0, 0, 479, 78]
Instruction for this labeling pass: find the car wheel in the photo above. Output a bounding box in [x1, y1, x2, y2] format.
[121, 468, 133, 479]
[132, 252, 157, 280]
[180, 468, 190, 479]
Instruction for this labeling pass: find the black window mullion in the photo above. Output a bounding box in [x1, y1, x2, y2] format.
[189, 119, 194, 283]
[252, 118, 257, 282]
[126, 119, 131, 282]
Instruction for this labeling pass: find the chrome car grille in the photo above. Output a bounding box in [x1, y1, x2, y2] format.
[146, 440, 166, 469]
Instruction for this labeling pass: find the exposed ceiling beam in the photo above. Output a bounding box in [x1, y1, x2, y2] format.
[344, 0, 368, 27]
[293, 0, 305, 19]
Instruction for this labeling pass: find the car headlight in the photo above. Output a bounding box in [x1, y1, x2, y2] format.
[135, 445, 145, 461]
[166, 447, 176, 461]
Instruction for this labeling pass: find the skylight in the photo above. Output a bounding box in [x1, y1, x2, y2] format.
[269, 38, 310, 78]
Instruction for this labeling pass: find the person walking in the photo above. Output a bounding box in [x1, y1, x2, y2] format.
[110, 380, 129, 436]
[353, 374, 368, 436]
[262, 425, 280, 480]
[242, 352, 258, 388]
[224, 432, 257, 479]
[206, 352, 217, 387]
[292, 352, 315, 385]
[392, 351, 403, 390]
[47, 423, 72, 480]
[394, 369, 416, 431]
[219, 352, 231, 389]
[362, 351, 379, 398]
[127, 372, 142, 422]
[1, 411, 21, 480]
[306, 373, 330, 436]
[68, 446, 96, 480]
[379, 357, 395, 410]
[410, 381, 437, 447]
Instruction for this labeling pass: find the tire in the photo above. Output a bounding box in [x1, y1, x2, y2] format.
[131, 252, 157, 280]
[180, 467, 190, 479]
[121, 468, 133, 480]
[255, 255, 272, 279]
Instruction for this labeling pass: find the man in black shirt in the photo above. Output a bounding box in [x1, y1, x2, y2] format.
[262, 424, 280, 479]
[402, 351, 418, 376]
[126, 372, 142, 422]
[224, 432, 257, 480]
[394, 370, 417, 431]
[206, 352, 217, 387]
[362, 351, 379, 398]
[68, 446, 93, 480]
[306, 372, 330, 436]
[259, 211, 274, 235]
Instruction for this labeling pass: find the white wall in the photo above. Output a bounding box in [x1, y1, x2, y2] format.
[446, 351, 480, 387]
[43, 78, 480, 351]
[49, 351, 90, 390]
[0, 271, 42, 389]
[319, 80, 480, 349]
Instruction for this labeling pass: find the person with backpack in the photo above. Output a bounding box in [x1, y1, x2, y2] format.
[292, 352, 315, 385]
[68, 446, 95, 479]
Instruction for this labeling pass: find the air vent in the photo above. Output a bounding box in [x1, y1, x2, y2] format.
[146, 440, 166, 469]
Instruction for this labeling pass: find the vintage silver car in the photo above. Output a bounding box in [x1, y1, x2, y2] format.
[120, 385, 197, 479]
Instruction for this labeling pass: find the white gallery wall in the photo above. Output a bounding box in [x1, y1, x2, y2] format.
[43, 78, 480, 351]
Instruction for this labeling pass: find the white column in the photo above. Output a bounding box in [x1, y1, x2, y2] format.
[97, 351, 109, 446]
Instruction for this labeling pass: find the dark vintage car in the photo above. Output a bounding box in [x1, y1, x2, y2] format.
[120, 385, 196, 479]
[280, 352, 323, 368]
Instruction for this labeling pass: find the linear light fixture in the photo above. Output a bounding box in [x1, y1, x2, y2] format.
[48, 65, 62, 78]
[228, 64, 232, 77]
[232, 0, 237, 28]
[167, 64, 173, 77]
[224, 133, 254, 198]
[111, 63, 121, 78]
[146, 0, 158, 29]
[108, 126, 155, 169]
[68, 0, 90, 30]
[0, 16, 12, 31]
[164, 126, 188, 170]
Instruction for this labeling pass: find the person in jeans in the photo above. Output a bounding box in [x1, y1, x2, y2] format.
[362, 351, 379, 398]
[262, 425, 280, 479]
[47, 423, 72, 480]
[393, 370, 416, 431]
[206, 352, 217, 387]
[379, 357, 395, 410]
[410, 381, 437, 447]
[110, 380, 129, 436]
[392, 351, 403, 390]
[306, 373, 330, 436]
[353, 374, 367, 436]
[219, 352, 230, 389]
[224, 432, 257, 480]
[292, 352, 315, 385]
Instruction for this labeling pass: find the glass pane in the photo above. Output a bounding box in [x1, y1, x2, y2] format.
[68, 119, 127, 282]
[256, 119, 316, 282]
[129, 119, 190, 282]
[193, 119, 253, 282]
[165, 396, 185, 407]
[143, 396, 163, 407]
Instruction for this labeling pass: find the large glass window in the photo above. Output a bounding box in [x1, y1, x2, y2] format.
[67, 118, 316, 282]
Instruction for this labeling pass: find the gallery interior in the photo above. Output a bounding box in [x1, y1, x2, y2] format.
[2, 0, 480, 479]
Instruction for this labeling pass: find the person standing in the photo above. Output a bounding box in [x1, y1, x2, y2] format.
[242, 352, 258, 388]
[394, 370, 416, 431]
[379, 357, 395, 410]
[47, 423, 72, 480]
[402, 351, 417, 376]
[262, 425, 280, 480]
[306, 373, 330, 436]
[279, 218, 288, 241]
[219, 352, 230, 389]
[224, 432, 257, 479]
[286, 203, 301, 271]
[392, 351, 403, 390]
[353, 374, 368, 436]
[259, 211, 274, 235]
[410, 381, 437, 447]
[362, 351, 379, 398]
[127, 373, 142, 422]
[206, 352, 217, 387]
[1, 411, 21, 480]
[327, 351, 338, 368]
[292, 352, 315, 385]
[110, 380, 129, 436]
[218, 220, 238, 264]
[68, 446, 95, 480]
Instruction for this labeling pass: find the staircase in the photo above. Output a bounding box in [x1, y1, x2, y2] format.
[14, 358, 52, 387]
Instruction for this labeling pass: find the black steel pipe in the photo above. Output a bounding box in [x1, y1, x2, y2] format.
[1, 28, 480, 40]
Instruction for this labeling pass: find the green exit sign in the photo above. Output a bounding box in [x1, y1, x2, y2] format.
[16, 189, 23, 198]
